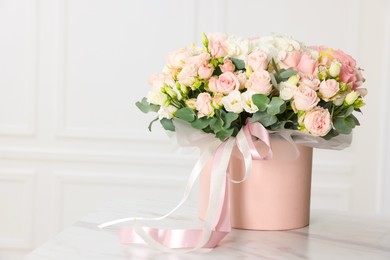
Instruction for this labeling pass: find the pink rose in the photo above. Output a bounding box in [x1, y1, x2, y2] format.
[195, 93, 214, 118]
[208, 76, 220, 92]
[303, 107, 332, 136]
[212, 93, 224, 109]
[333, 49, 356, 67]
[297, 53, 317, 75]
[247, 70, 272, 95]
[219, 59, 235, 73]
[293, 85, 320, 111]
[353, 68, 364, 89]
[208, 33, 228, 58]
[280, 50, 303, 69]
[217, 72, 240, 94]
[148, 73, 175, 91]
[198, 62, 214, 79]
[319, 79, 339, 99]
[339, 66, 364, 90]
[185, 98, 197, 110]
[247, 50, 268, 71]
[186, 52, 211, 68]
[300, 76, 320, 90]
[166, 48, 192, 69]
[177, 64, 198, 86]
[235, 71, 247, 90]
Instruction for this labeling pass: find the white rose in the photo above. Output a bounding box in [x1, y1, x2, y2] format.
[221, 90, 243, 113]
[158, 105, 177, 120]
[256, 35, 303, 62]
[225, 36, 252, 58]
[241, 91, 259, 113]
[147, 90, 168, 106]
[279, 82, 297, 100]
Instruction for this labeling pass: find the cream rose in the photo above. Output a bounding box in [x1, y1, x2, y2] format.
[177, 65, 198, 86]
[247, 50, 268, 71]
[235, 71, 247, 90]
[293, 85, 320, 111]
[166, 48, 192, 70]
[303, 107, 332, 136]
[279, 82, 297, 100]
[208, 33, 228, 58]
[195, 93, 214, 118]
[219, 59, 235, 73]
[246, 70, 272, 95]
[319, 79, 340, 99]
[198, 62, 214, 79]
[216, 72, 240, 94]
[148, 73, 175, 91]
[299, 76, 320, 90]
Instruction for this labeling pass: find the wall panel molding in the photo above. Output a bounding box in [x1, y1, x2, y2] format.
[0, 147, 197, 166]
[0, 169, 35, 249]
[55, 0, 198, 142]
[0, 0, 38, 137]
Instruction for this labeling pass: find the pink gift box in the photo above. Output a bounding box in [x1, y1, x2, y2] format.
[200, 135, 313, 230]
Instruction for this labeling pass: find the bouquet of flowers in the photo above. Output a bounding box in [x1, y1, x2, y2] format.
[136, 33, 366, 141]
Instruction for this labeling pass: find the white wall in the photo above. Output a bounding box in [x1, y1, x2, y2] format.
[0, 0, 389, 259]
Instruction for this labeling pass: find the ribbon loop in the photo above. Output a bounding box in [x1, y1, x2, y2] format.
[98, 121, 273, 251]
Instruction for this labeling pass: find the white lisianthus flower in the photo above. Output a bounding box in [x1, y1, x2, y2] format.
[225, 36, 252, 59]
[221, 90, 243, 113]
[158, 105, 177, 120]
[344, 91, 359, 105]
[279, 82, 297, 100]
[147, 90, 168, 106]
[241, 90, 259, 113]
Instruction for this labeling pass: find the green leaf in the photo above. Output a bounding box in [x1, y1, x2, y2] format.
[136, 98, 160, 113]
[267, 97, 285, 115]
[270, 73, 278, 87]
[333, 117, 352, 134]
[229, 57, 246, 70]
[210, 117, 223, 132]
[202, 125, 214, 134]
[344, 106, 354, 117]
[175, 108, 196, 122]
[280, 70, 298, 80]
[191, 117, 211, 129]
[270, 120, 293, 131]
[323, 128, 339, 140]
[216, 128, 234, 141]
[252, 94, 270, 112]
[271, 58, 280, 78]
[250, 111, 277, 127]
[148, 117, 159, 132]
[346, 114, 360, 127]
[223, 112, 239, 128]
[160, 118, 175, 131]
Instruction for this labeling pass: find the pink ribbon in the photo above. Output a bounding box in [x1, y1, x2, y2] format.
[118, 121, 272, 249]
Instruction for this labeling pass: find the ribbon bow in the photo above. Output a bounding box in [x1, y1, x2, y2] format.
[98, 121, 273, 252]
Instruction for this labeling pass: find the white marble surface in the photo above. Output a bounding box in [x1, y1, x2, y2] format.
[24, 199, 390, 260]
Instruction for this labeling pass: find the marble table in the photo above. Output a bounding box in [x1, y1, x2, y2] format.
[25, 199, 390, 260]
